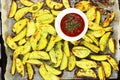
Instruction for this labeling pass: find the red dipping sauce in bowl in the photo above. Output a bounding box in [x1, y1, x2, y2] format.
[61, 13, 85, 37]
[55, 8, 88, 41]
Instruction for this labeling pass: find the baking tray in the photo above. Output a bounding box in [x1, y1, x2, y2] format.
[1, 0, 120, 80]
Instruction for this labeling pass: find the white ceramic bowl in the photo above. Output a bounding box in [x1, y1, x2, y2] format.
[55, 8, 88, 41]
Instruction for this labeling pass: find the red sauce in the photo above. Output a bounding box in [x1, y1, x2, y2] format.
[60, 13, 85, 37]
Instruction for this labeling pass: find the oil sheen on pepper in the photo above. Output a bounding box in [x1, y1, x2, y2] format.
[60, 13, 85, 37]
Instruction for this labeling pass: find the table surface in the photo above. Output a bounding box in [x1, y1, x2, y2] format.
[0, 1, 120, 80]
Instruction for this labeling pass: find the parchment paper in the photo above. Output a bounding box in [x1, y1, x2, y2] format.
[1, 0, 120, 80]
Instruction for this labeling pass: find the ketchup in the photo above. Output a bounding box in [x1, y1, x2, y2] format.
[60, 13, 85, 37]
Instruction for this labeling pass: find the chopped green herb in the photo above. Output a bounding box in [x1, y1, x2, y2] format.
[65, 19, 81, 32]
[63, 14, 82, 32]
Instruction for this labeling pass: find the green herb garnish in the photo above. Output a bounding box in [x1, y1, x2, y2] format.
[65, 19, 81, 32]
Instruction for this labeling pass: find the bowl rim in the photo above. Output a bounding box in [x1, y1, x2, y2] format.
[55, 8, 88, 41]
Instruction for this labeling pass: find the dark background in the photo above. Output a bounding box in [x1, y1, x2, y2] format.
[0, 1, 120, 80]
